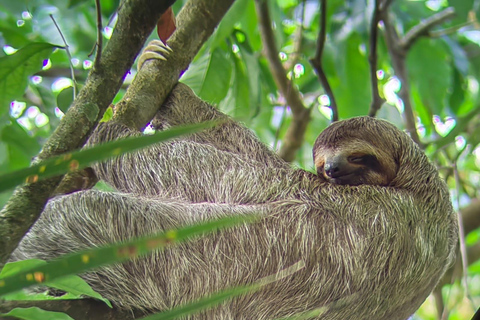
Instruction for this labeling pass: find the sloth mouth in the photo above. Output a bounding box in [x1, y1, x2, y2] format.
[326, 173, 363, 186]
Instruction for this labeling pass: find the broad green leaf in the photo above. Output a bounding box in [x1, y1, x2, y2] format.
[141, 261, 304, 320]
[449, 68, 465, 114]
[211, 0, 250, 49]
[407, 39, 452, 116]
[219, 52, 251, 119]
[56, 86, 74, 113]
[334, 33, 370, 118]
[0, 122, 214, 193]
[181, 48, 232, 104]
[0, 214, 257, 296]
[2, 307, 74, 320]
[451, 0, 474, 24]
[1, 259, 111, 306]
[0, 42, 59, 116]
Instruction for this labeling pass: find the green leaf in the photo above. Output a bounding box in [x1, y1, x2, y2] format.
[56, 86, 74, 113]
[211, 0, 250, 49]
[2, 307, 74, 320]
[181, 48, 232, 104]
[0, 259, 111, 306]
[449, 68, 465, 114]
[219, 52, 251, 119]
[0, 214, 258, 296]
[333, 33, 370, 118]
[0, 42, 59, 116]
[407, 39, 452, 116]
[0, 122, 214, 193]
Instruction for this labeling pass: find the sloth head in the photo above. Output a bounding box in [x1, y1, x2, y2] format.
[313, 117, 404, 186]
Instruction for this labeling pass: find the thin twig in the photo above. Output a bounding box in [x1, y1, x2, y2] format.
[400, 7, 456, 51]
[94, 0, 103, 68]
[452, 159, 475, 308]
[382, 12, 422, 146]
[254, 0, 311, 162]
[368, 0, 385, 117]
[49, 14, 77, 98]
[309, 0, 338, 122]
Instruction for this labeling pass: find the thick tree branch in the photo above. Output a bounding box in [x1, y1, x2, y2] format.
[114, 0, 237, 130]
[309, 0, 338, 122]
[0, 0, 175, 268]
[254, 0, 311, 162]
[368, 0, 385, 117]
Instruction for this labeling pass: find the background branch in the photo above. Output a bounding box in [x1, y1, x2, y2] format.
[309, 0, 338, 122]
[0, 0, 175, 268]
[381, 7, 455, 147]
[400, 8, 456, 51]
[254, 0, 311, 162]
[368, 0, 385, 117]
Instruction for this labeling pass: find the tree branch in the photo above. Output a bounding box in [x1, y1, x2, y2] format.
[0, 0, 175, 268]
[382, 11, 421, 146]
[254, 0, 311, 162]
[113, 0, 237, 131]
[368, 0, 385, 117]
[400, 7, 456, 51]
[381, 7, 455, 147]
[309, 0, 338, 122]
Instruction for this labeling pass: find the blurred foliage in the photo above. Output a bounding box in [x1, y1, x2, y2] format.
[0, 0, 480, 319]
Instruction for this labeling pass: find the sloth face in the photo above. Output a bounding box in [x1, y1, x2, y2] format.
[314, 147, 391, 186]
[313, 117, 400, 186]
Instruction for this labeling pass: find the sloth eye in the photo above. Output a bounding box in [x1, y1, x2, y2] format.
[348, 154, 378, 166]
[348, 155, 367, 163]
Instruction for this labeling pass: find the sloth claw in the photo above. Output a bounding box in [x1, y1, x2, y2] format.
[138, 40, 172, 70]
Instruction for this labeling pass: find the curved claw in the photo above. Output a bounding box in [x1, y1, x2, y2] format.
[137, 40, 173, 70]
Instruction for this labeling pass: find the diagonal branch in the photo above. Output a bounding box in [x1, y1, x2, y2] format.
[113, 0, 236, 131]
[400, 7, 456, 51]
[0, 0, 175, 268]
[309, 0, 338, 122]
[254, 0, 311, 162]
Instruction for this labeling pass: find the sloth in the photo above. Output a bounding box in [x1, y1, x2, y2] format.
[12, 41, 458, 320]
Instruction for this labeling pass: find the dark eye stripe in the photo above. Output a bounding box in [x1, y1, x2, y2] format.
[348, 155, 381, 170]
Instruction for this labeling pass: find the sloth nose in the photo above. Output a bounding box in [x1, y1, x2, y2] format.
[324, 156, 352, 179]
[324, 162, 341, 178]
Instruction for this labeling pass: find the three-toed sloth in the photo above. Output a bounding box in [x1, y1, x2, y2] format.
[13, 45, 457, 320]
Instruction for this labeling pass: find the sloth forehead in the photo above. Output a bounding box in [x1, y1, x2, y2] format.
[315, 138, 380, 157]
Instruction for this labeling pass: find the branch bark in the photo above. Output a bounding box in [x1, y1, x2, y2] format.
[0, 0, 175, 268]
[367, 0, 386, 117]
[381, 7, 455, 147]
[114, 0, 237, 131]
[309, 0, 338, 122]
[254, 0, 311, 162]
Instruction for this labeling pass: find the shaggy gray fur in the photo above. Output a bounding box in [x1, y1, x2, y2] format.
[13, 83, 458, 320]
